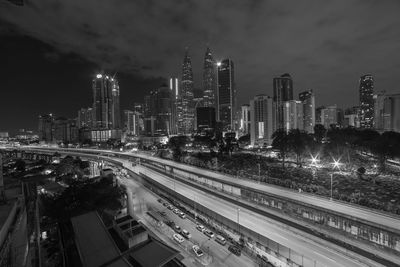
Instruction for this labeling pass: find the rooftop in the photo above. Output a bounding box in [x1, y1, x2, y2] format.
[128, 240, 180, 267]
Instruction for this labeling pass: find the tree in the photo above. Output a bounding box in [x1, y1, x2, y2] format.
[168, 135, 189, 162]
[372, 131, 400, 172]
[272, 129, 290, 168]
[287, 129, 310, 167]
[313, 124, 326, 143]
[41, 178, 124, 222]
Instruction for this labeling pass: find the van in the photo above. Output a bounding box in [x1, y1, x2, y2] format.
[215, 235, 226, 245]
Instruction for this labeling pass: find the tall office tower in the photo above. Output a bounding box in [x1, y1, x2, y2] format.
[359, 74, 374, 128]
[124, 110, 134, 134]
[240, 104, 251, 135]
[273, 73, 294, 130]
[169, 77, 179, 134]
[299, 90, 315, 133]
[77, 107, 93, 129]
[92, 73, 121, 130]
[217, 59, 236, 132]
[53, 117, 78, 143]
[344, 106, 361, 128]
[38, 113, 54, 142]
[202, 47, 216, 108]
[283, 100, 303, 132]
[250, 95, 274, 147]
[154, 86, 173, 135]
[180, 49, 195, 134]
[321, 105, 338, 129]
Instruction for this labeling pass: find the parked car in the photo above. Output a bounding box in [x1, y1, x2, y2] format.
[157, 198, 162, 203]
[192, 245, 204, 257]
[173, 208, 180, 214]
[228, 245, 241, 256]
[215, 235, 226, 245]
[163, 202, 169, 207]
[167, 205, 174, 210]
[203, 230, 214, 238]
[181, 229, 191, 239]
[173, 234, 185, 243]
[179, 212, 186, 219]
[196, 224, 205, 232]
[174, 225, 181, 233]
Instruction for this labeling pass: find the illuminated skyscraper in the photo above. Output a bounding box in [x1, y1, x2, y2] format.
[299, 90, 315, 133]
[250, 95, 274, 146]
[273, 73, 293, 130]
[202, 47, 216, 108]
[92, 73, 121, 129]
[180, 49, 195, 134]
[217, 59, 236, 131]
[169, 77, 179, 134]
[359, 74, 374, 128]
[283, 100, 303, 132]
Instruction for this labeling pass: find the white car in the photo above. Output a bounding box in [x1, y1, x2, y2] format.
[192, 245, 204, 257]
[173, 234, 185, 243]
[203, 230, 214, 238]
[196, 224, 205, 232]
[181, 229, 191, 239]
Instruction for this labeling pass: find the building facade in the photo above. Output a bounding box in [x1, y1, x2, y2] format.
[320, 105, 338, 129]
[273, 73, 294, 130]
[77, 107, 93, 129]
[299, 90, 315, 133]
[240, 104, 251, 135]
[202, 47, 216, 108]
[250, 95, 274, 147]
[92, 73, 121, 130]
[359, 74, 374, 128]
[283, 100, 303, 132]
[179, 49, 195, 134]
[217, 59, 236, 132]
[196, 107, 216, 130]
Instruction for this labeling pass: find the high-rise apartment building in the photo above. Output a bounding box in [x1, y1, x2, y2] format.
[359, 74, 374, 128]
[273, 73, 294, 130]
[180, 49, 195, 134]
[124, 110, 142, 136]
[321, 105, 338, 129]
[77, 107, 93, 129]
[240, 104, 251, 135]
[217, 59, 236, 132]
[374, 91, 386, 131]
[250, 95, 274, 147]
[92, 73, 121, 130]
[373, 93, 400, 132]
[38, 113, 54, 142]
[283, 100, 303, 132]
[299, 90, 315, 133]
[202, 47, 216, 108]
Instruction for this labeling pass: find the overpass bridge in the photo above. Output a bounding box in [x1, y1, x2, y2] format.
[2, 146, 400, 267]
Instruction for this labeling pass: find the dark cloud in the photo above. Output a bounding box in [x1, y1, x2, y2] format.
[1, 0, 400, 131]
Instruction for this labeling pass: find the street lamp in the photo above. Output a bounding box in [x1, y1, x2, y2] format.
[237, 208, 240, 235]
[257, 163, 261, 183]
[330, 158, 341, 200]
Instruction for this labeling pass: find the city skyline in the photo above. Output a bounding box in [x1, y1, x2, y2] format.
[1, 1, 400, 133]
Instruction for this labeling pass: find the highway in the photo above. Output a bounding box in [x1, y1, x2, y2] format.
[131, 163, 376, 267]
[117, 171, 259, 267]
[125, 150, 400, 233]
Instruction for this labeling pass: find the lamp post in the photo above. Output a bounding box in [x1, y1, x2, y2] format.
[237, 208, 240, 235]
[330, 159, 340, 200]
[257, 163, 261, 183]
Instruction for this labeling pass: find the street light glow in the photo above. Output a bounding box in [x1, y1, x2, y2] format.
[96, 74, 102, 79]
[333, 159, 340, 169]
[216, 61, 222, 67]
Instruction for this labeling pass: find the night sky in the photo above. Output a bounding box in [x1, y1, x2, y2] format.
[1, 0, 400, 133]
